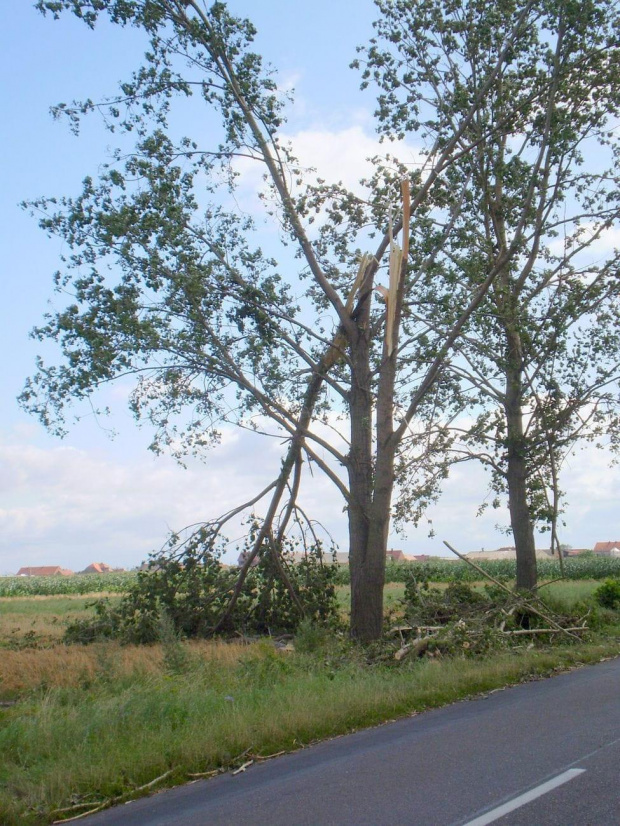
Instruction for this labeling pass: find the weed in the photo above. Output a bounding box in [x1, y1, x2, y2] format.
[159, 611, 189, 675]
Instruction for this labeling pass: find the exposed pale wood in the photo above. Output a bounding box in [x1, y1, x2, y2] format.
[501, 627, 587, 636]
[52, 802, 102, 814]
[53, 807, 106, 823]
[388, 625, 443, 635]
[232, 760, 254, 776]
[52, 770, 174, 823]
[395, 635, 433, 660]
[400, 179, 410, 263]
[386, 243, 402, 356]
[251, 750, 287, 761]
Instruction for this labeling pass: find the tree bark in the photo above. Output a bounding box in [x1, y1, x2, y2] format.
[504, 326, 537, 591]
[347, 329, 376, 640]
[348, 238, 404, 641]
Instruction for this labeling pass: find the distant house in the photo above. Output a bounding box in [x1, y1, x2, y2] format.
[386, 549, 406, 562]
[16, 566, 74, 577]
[81, 562, 115, 574]
[410, 554, 433, 563]
[465, 547, 554, 561]
[563, 548, 593, 557]
[326, 552, 350, 565]
[594, 542, 620, 557]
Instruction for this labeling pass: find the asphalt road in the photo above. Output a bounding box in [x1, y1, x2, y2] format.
[86, 657, 620, 825]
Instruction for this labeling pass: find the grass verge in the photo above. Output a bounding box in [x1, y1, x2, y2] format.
[1, 628, 619, 825]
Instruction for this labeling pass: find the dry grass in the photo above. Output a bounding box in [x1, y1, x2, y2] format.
[0, 639, 255, 699]
[0, 585, 619, 825]
[2, 637, 620, 826]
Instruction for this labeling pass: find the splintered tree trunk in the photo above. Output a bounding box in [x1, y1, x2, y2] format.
[505, 329, 537, 591]
[348, 317, 399, 640]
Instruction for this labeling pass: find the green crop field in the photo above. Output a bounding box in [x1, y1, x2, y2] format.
[3, 556, 620, 599]
[0, 573, 138, 597]
[333, 557, 620, 585]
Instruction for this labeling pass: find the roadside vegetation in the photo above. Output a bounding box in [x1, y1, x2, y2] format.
[2, 574, 620, 825]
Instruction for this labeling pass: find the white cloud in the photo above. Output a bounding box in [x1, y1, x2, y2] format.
[547, 221, 620, 262]
[284, 125, 420, 193]
[2, 420, 620, 574]
[232, 124, 422, 217]
[0, 427, 284, 573]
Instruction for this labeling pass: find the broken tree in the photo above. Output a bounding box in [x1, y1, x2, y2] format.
[23, 1, 609, 638]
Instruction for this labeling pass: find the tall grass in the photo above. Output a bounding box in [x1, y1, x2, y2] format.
[2, 634, 620, 826]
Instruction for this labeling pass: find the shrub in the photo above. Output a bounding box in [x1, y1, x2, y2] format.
[594, 578, 620, 610]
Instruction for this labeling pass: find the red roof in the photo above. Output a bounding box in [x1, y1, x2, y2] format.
[386, 550, 405, 561]
[594, 542, 620, 553]
[16, 566, 74, 576]
[82, 562, 114, 574]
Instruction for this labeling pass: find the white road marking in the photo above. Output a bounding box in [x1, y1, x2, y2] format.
[462, 768, 586, 826]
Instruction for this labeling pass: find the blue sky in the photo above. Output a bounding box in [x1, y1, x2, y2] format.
[1, 0, 618, 574]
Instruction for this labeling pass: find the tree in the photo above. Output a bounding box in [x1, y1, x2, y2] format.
[365, 0, 620, 589]
[23, 0, 612, 639]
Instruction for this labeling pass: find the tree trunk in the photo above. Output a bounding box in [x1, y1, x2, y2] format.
[504, 327, 537, 591]
[347, 332, 377, 640]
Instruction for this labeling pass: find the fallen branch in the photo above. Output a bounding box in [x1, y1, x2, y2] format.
[52, 770, 174, 824]
[501, 626, 587, 636]
[395, 635, 433, 661]
[533, 578, 565, 591]
[388, 625, 443, 636]
[52, 801, 103, 815]
[250, 750, 287, 761]
[187, 768, 222, 778]
[443, 541, 581, 641]
[53, 808, 105, 823]
[232, 760, 254, 776]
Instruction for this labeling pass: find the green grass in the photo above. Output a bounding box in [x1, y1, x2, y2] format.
[1, 633, 619, 825]
[1, 580, 619, 825]
[0, 596, 122, 646]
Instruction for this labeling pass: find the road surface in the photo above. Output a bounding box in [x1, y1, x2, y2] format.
[86, 656, 620, 825]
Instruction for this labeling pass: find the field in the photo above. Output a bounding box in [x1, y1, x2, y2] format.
[1, 577, 620, 825]
[3, 554, 619, 599]
[0, 573, 137, 597]
[334, 556, 620, 584]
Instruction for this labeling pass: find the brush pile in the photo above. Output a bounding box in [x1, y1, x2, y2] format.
[390, 579, 590, 661]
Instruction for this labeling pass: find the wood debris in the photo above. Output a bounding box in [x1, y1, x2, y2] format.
[232, 760, 254, 776]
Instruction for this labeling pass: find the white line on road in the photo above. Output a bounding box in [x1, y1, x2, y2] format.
[462, 768, 586, 826]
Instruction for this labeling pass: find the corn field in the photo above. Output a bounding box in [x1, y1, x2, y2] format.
[333, 557, 620, 585]
[3, 556, 620, 597]
[0, 572, 138, 597]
